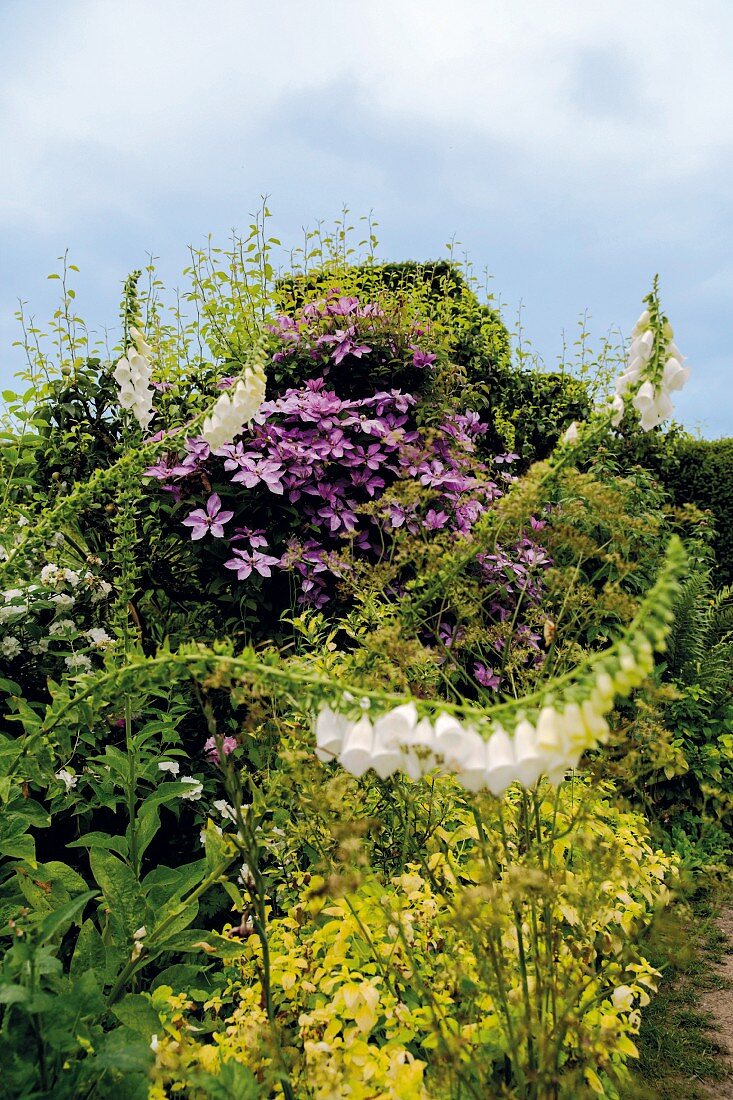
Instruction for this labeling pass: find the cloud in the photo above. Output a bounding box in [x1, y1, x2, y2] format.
[1, 0, 732, 231]
[0, 0, 730, 437]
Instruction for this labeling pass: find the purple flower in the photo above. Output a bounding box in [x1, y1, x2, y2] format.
[224, 548, 280, 580]
[204, 734, 238, 763]
[231, 527, 269, 550]
[410, 346, 437, 369]
[424, 509, 450, 531]
[182, 494, 234, 540]
[326, 295, 360, 316]
[474, 663, 502, 690]
[322, 328, 372, 365]
[494, 452, 520, 465]
[388, 502, 417, 531]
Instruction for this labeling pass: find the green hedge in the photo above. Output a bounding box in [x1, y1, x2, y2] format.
[663, 437, 733, 585]
[278, 261, 589, 460]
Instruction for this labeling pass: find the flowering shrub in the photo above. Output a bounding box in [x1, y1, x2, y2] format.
[145, 293, 553, 693]
[148, 781, 678, 1099]
[0, 216, 724, 1100]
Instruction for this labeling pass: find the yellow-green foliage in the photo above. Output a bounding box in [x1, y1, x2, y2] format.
[148, 781, 677, 1099]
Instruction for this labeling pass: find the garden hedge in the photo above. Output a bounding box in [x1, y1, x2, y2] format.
[664, 437, 733, 585]
[279, 260, 590, 458]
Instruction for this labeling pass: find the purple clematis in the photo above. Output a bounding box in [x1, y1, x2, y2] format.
[224, 548, 281, 580]
[182, 494, 234, 540]
[474, 663, 502, 690]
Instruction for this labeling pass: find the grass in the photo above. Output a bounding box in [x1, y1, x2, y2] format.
[631, 883, 733, 1098]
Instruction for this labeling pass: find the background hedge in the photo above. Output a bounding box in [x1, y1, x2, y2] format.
[662, 437, 733, 585]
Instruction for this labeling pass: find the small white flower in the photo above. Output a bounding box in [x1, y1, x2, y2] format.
[85, 627, 113, 648]
[65, 653, 92, 672]
[212, 798, 237, 823]
[49, 618, 76, 636]
[4, 588, 24, 603]
[91, 581, 113, 603]
[51, 593, 75, 611]
[238, 862, 255, 888]
[611, 985, 635, 1012]
[40, 564, 60, 585]
[150, 1034, 159, 1053]
[29, 638, 50, 655]
[63, 569, 81, 588]
[17, 515, 29, 527]
[0, 605, 26, 623]
[0, 636, 21, 658]
[179, 776, 204, 801]
[133, 925, 147, 940]
[55, 768, 78, 790]
[158, 760, 180, 775]
[51, 532, 65, 547]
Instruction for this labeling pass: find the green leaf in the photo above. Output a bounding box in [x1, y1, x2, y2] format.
[0, 831, 36, 865]
[94, 1028, 154, 1074]
[204, 818, 232, 873]
[191, 1061, 259, 1099]
[151, 901, 199, 948]
[68, 832, 129, 857]
[39, 889, 98, 944]
[111, 993, 161, 1037]
[89, 849, 144, 934]
[134, 804, 160, 863]
[70, 917, 106, 977]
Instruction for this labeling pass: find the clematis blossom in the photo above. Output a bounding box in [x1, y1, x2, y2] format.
[182, 494, 234, 540]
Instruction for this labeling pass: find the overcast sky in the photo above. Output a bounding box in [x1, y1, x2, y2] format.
[1, 0, 731, 436]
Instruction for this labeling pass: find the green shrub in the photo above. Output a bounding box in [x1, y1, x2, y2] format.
[663, 437, 733, 585]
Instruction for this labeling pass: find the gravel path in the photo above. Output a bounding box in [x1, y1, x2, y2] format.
[701, 909, 733, 1098]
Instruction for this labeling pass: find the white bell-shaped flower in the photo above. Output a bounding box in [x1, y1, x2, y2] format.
[339, 715, 374, 777]
[401, 718, 436, 780]
[662, 357, 690, 393]
[455, 730, 490, 792]
[610, 394, 625, 427]
[632, 309, 651, 335]
[580, 699, 609, 744]
[434, 712, 466, 762]
[513, 719, 545, 787]
[373, 703, 418, 746]
[370, 727, 405, 780]
[485, 724, 516, 795]
[315, 706, 348, 762]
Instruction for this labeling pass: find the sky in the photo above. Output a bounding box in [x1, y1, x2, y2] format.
[1, 0, 731, 437]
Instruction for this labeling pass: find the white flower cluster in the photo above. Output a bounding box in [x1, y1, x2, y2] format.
[0, 560, 114, 663]
[201, 365, 267, 450]
[314, 639, 655, 794]
[614, 309, 689, 431]
[114, 326, 156, 432]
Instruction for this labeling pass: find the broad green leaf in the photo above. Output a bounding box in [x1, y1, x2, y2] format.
[39, 890, 98, 944]
[111, 993, 161, 1037]
[70, 917, 106, 977]
[89, 849, 144, 934]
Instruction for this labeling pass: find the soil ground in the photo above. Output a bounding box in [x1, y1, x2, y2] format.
[700, 908, 733, 1098]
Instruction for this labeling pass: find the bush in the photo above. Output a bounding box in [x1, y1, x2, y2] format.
[0, 218, 729, 1100]
[663, 437, 733, 585]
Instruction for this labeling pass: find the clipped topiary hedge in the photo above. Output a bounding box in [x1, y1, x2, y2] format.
[278, 260, 590, 460]
[662, 437, 733, 585]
